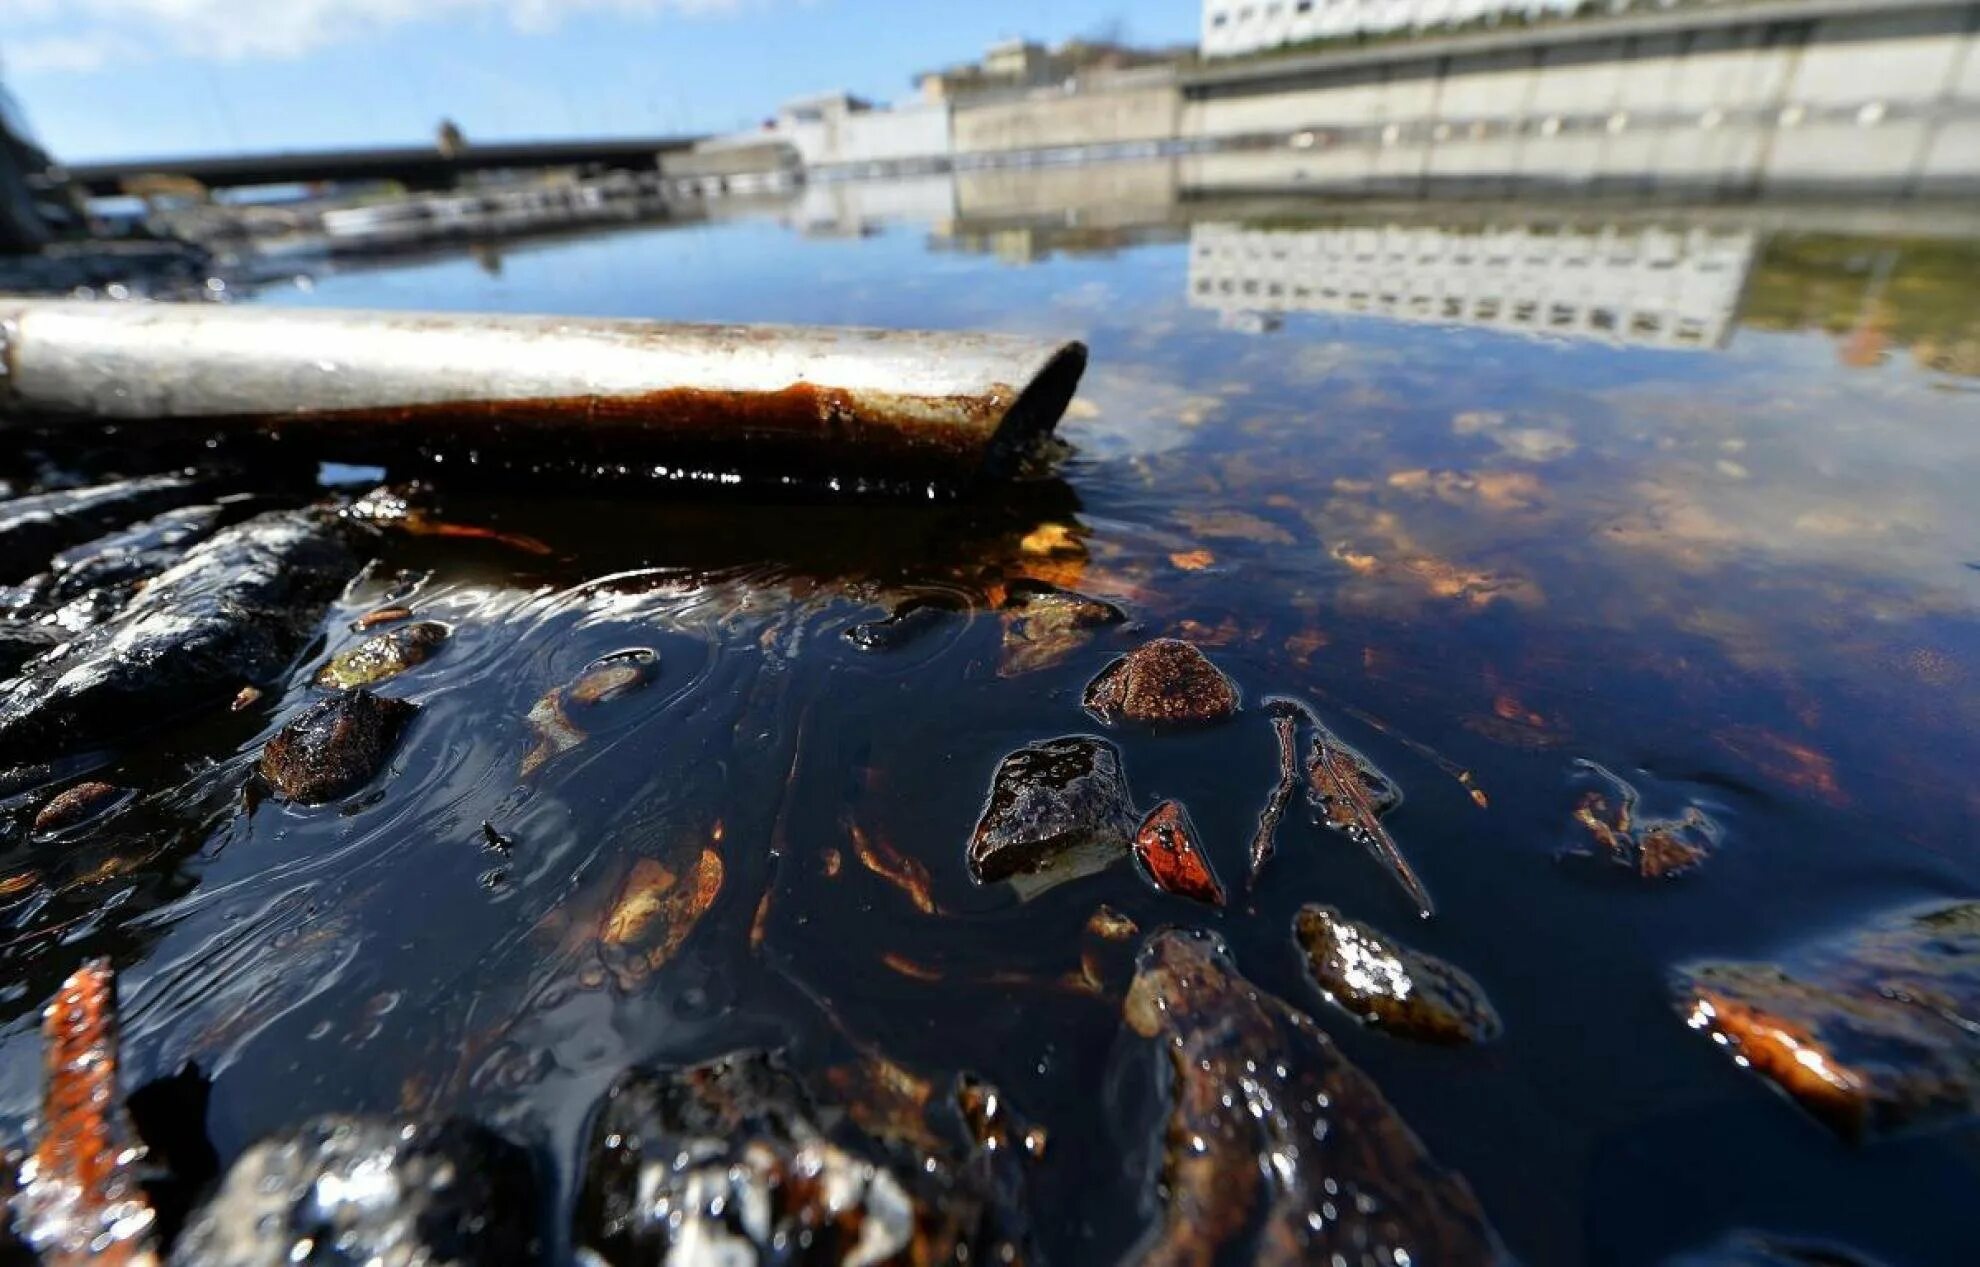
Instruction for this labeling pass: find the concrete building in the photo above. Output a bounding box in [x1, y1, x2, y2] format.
[1187, 219, 1756, 346]
[1202, 0, 1583, 57]
[917, 38, 1183, 103]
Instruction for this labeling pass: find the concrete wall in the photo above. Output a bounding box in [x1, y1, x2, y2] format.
[951, 83, 1181, 155]
[1179, 1, 1980, 193]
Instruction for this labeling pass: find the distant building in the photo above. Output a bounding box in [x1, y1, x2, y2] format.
[917, 36, 1182, 103]
[1201, 0, 1582, 58]
[1187, 221, 1755, 349]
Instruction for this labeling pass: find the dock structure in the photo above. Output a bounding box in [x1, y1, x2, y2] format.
[65, 136, 700, 198]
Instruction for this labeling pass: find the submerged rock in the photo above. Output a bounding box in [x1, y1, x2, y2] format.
[1676, 901, 1980, 1142]
[258, 690, 417, 805]
[30, 780, 130, 836]
[997, 582, 1126, 677]
[842, 597, 959, 654]
[312, 620, 448, 690]
[0, 510, 360, 763]
[520, 651, 657, 778]
[1082, 638, 1239, 726]
[171, 1116, 538, 1267]
[966, 734, 1138, 884]
[1132, 799, 1225, 906]
[1122, 930, 1502, 1266]
[574, 1050, 995, 1266]
[0, 473, 209, 584]
[1567, 759, 1719, 879]
[1294, 904, 1500, 1045]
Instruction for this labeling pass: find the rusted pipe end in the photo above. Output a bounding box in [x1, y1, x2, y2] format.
[983, 340, 1088, 479]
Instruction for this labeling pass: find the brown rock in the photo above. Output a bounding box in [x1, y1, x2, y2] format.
[1122, 929, 1502, 1266]
[258, 690, 417, 805]
[1294, 904, 1500, 1045]
[966, 735, 1138, 884]
[31, 781, 129, 835]
[1676, 901, 1980, 1141]
[1083, 638, 1239, 726]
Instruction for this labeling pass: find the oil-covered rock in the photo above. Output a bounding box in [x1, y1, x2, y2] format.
[258, 690, 418, 805]
[1082, 637, 1239, 726]
[1676, 901, 1980, 1141]
[1132, 799, 1225, 906]
[573, 1050, 999, 1266]
[0, 473, 212, 584]
[313, 620, 448, 690]
[1121, 929, 1503, 1266]
[1294, 904, 1501, 1044]
[0, 510, 360, 762]
[967, 734, 1138, 883]
[170, 1116, 539, 1267]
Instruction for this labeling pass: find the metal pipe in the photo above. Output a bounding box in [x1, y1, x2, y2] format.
[0, 300, 1087, 490]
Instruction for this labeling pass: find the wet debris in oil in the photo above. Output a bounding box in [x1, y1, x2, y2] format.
[311, 620, 448, 690]
[574, 1050, 1007, 1267]
[1121, 930, 1503, 1265]
[1082, 637, 1239, 727]
[1294, 904, 1501, 1045]
[353, 604, 413, 630]
[1300, 703, 1434, 918]
[597, 847, 724, 992]
[842, 596, 960, 654]
[30, 781, 131, 836]
[1565, 760, 1720, 880]
[955, 1074, 1048, 1163]
[848, 819, 939, 914]
[996, 581, 1126, 677]
[1676, 900, 1980, 1142]
[0, 509, 360, 763]
[171, 1116, 539, 1267]
[520, 650, 657, 778]
[1247, 698, 1303, 884]
[7, 960, 158, 1266]
[1131, 799, 1225, 907]
[257, 689, 418, 806]
[341, 482, 552, 555]
[966, 734, 1138, 885]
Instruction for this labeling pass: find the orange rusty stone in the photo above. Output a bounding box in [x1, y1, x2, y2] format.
[1132, 799, 1225, 907]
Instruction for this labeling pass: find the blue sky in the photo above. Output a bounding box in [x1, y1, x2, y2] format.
[0, 1, 1201, 163]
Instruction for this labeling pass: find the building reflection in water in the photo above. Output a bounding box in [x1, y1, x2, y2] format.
[1186, 220, 1757, 347]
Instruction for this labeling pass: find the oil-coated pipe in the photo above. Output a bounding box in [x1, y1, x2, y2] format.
[0, 300, 1087, 491]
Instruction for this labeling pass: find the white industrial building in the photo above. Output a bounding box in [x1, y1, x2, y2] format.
[1187, 220, 1756, 348]
[1202, 0, 1585, 57]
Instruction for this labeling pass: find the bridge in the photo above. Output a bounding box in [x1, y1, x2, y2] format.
[64, 135, 702, 196]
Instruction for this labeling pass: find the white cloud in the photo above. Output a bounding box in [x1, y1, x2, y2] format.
[0, 0, 752, 73]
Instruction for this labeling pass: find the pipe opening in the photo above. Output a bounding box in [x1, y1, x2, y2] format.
[980, 340, 1088, 479]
